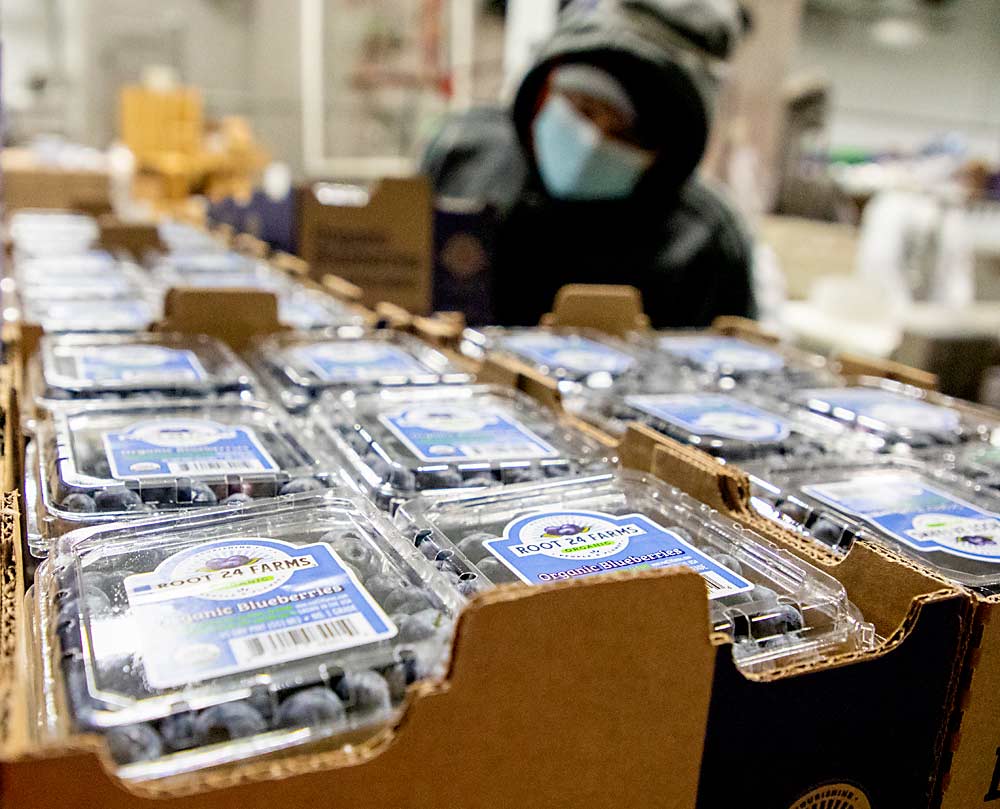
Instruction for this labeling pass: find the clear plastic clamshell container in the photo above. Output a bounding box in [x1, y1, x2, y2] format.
[462, 327, 648, 392]
[650, 332, 840, 388]
[22, 296, 158, 334]
[252, 329, 471, 413]
[9, 210, 99, 256]
[582, 389, 876, 463]
[151, 250, 255, 274]
[34, 491, 457, 779]
[395, 470, 872, 672]
[16, 254, 148, 301]
[278, 288, 364, 331]
[156, 223, 225, 254]
[34, 333, 259, 407]
[312, 384, 612, 512]
[947, 442, 1000, 495]
[36, 400, 342, 544]
[747, 458, 1000, 593]
[792, 379, 997, 451]
[151, 258, 290, 294]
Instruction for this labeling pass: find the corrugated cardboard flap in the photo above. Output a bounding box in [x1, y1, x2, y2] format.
[710, 315, 781, 345]
[836, 351, 938, 391]
[1, 568, 715, 809]
[154, 287, 287, 352]
[540, 284, 650, 337]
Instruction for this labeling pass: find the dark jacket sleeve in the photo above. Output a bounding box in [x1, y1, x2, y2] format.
[644, 179, 757, 328]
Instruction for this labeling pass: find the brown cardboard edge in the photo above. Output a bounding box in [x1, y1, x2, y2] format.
[937, 592, 1000, 807]
[0, 493, 20, 750]
[540, 284, 650, 336]
[709, 315, 781, 345]
[836, 351, 938, 391]
[1, 567, 716, 806]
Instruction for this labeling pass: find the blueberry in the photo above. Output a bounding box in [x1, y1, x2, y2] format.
[811, 516, 846, 548]
[363, 574, 400, 604]
[710, 552, 742, 575]
[717, 589, 754, 608]
[474, 556, 516, 583]
[280, 477, 325, 496]
[192, 701, 268, 745]
[381, 651, 427, 704]
[335, 670, 391, 716]
[81, 585, 112, 615]
[760, 633, 803, 652]
[106, 723, 163, 763]
[324, 530, 380, 579]
[455, 533, 495, 563]
[776, 499, 809, 525]
[222, 492, 254, 506]
[753, 602, 804, 639]
[419, 468, 463, 490]
[188, 482, 218, 505]
[542, 462, 571, 478]
[750, 585, 779, 606]
[61, 492, 96, 513]
[276, 687, 346, 729]
[397, 609, 442, 643]
[89, 459, 112, 479]
[383, 586, 433, 614]
[346, 431, 370, 455]
[159, 712, 197, 751]
[94, 488, 146, 513]
[388, 466, 417, 491]
[463, 474, 495, 488]
[503, 467, 537, 484]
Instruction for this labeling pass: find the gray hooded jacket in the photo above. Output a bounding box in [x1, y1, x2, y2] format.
[422, 0, 756, 327]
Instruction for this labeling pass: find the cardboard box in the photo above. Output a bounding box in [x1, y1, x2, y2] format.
[1, 149, 112, 214]
[0, 486, 718, 809]
[297, 178, 432, 315]
[939, 594, 1000, 808]
[617, 425, 973, 809]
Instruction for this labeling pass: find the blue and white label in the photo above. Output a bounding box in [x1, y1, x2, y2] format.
[71, 345, 207, 384]
[658, 335, 785, 373]
[485, 509, 754, 596]
[123, 537, 396, 689]
[803, 473, 1000, 564]
[378, 404, 558, 463]
[103, 419, 279, 479]
[292, 342, 430, 384]
[501, 333, 636, 375]
[801, 388, 960, 433]
[624, 393, 791, 442]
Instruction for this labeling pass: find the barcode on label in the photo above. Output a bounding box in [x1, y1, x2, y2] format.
[700, 570, 737, 598]
[168, 460, 266, 475]
[229, 615, 372, 665]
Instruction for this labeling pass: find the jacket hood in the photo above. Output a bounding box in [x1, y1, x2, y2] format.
[512, 0, 746, 191]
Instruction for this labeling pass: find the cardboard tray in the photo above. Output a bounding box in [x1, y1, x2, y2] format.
[618, 425, 973, 809]
[0, 487, 717, 808]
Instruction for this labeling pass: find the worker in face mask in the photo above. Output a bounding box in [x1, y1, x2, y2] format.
[423, 0, 756, 328]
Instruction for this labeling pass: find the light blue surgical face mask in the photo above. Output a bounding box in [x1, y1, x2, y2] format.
[532, 94, 655, 201]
